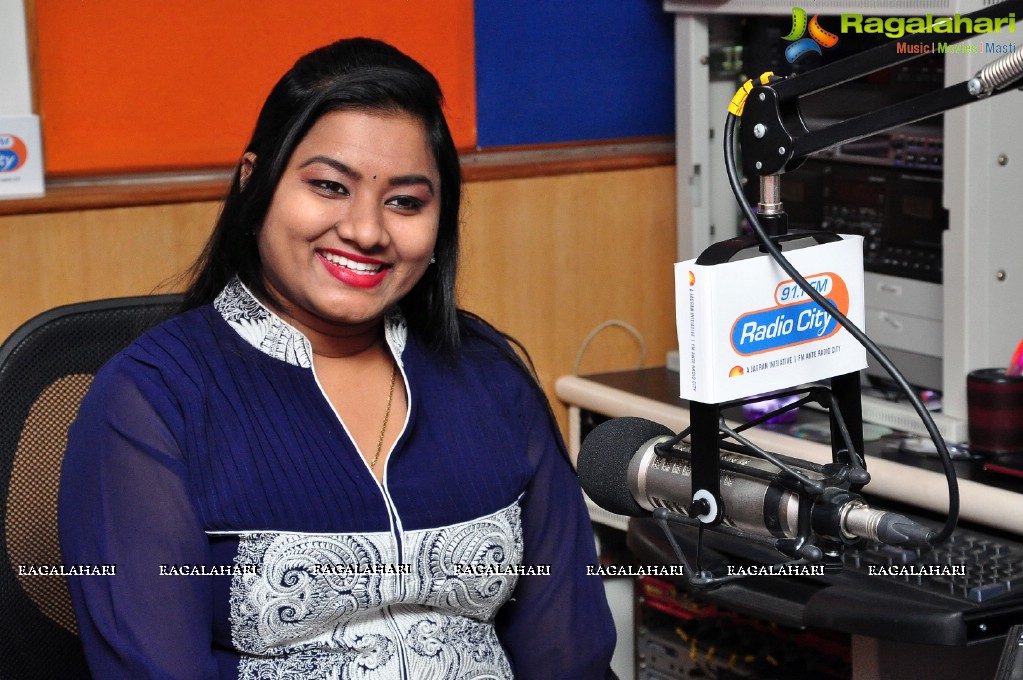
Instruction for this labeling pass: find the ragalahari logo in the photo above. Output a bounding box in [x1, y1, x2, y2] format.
[783, 7, 840, 63]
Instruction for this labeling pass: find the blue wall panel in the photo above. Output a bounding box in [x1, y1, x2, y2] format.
[474, 0, 675, 148]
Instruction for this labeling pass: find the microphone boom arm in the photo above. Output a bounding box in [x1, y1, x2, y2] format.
[739, 0, 1023, 177]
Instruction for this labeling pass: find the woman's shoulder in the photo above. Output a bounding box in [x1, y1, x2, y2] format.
[457, 311, 506, 347]
[451, 312, 542, 392]
[69, 306, 218, 425]
[125, 304, 221, 355]
[456, 312, 520, 365]
[96, 304, 227, 384]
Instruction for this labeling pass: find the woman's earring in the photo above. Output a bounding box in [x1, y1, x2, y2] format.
[429, 255, 436, 265]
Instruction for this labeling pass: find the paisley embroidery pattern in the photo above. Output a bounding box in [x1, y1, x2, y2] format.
[409, 510, 523, 619]
[230, 504, 521, 679]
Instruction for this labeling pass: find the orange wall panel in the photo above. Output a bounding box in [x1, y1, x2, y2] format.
[34, 1, 476, 176]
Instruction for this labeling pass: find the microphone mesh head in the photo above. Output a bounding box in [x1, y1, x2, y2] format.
[577, 417, 674, 517]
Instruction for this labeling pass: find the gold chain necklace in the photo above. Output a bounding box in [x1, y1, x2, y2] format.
[370, 361, 397, 470]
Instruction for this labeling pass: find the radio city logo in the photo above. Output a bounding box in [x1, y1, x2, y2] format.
[0, 134, 29, 173]
[783, 7, 840, 63]
[729, 273, 850, 356]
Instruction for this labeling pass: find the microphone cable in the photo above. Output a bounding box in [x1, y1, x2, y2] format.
[721, 100, 959, 545]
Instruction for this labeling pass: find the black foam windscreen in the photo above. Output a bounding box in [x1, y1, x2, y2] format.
[577, 416, 675, 517]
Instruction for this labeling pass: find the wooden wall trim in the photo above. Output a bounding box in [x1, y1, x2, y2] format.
[0, 170, 234, 216]
[0, 139, 674, 216]
[460, 139, 675, 182]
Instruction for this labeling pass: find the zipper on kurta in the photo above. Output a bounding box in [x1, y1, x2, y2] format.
[382, 605, 411, 679]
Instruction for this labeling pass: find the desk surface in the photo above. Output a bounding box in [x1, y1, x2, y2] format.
[557, 367, 1023, 536]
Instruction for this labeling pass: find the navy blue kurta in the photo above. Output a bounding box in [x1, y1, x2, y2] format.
[59, 279, 615, 679]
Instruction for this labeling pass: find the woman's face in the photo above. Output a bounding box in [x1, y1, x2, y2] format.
[253, 108, 441, 334]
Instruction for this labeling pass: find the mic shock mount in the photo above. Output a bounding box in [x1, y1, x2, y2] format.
[653, 381, 868, 587]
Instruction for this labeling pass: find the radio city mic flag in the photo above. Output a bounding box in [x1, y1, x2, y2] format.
[676, 236, 867, 403]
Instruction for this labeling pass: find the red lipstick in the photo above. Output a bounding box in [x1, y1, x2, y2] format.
[317, 249, 389, 289]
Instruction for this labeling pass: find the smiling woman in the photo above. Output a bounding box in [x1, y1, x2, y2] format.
[251, 111, 441, 334]
[57, 38, 616, 680]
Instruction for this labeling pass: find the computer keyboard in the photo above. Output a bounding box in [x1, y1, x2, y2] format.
[843, 527, 1023, 604]
[628, 514, 1023, 645]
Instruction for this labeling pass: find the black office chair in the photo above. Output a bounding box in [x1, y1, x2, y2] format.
[0, 295, 183, 680]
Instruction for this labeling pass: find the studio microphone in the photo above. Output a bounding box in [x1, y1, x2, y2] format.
[577, 416, 935, 548]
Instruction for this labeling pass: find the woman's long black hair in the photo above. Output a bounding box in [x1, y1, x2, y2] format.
[182, 38, 462, 353]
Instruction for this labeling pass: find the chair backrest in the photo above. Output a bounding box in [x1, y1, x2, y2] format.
[0, 295, 183, 680]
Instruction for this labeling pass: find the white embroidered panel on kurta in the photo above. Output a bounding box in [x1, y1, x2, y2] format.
[228, 502, 522, 679]
[213, 277, 408, 370]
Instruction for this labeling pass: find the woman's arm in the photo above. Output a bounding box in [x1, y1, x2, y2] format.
[495, 382, 617, 679]
[59, 358, 219, 679]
